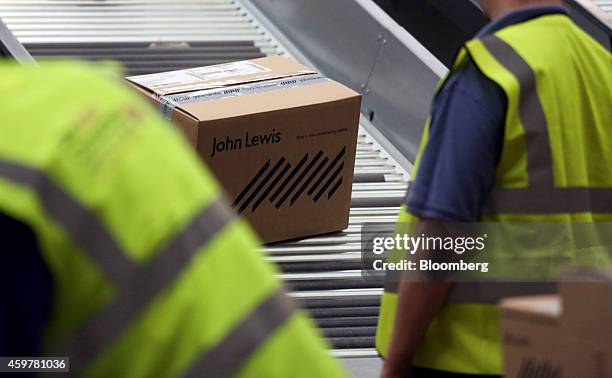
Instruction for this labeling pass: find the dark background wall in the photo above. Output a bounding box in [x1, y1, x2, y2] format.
[374, 0, 610, 68]
[372, 0, 488, 67]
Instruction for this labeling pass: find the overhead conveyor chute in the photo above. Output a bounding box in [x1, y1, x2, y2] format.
[369, 0, 611, 64]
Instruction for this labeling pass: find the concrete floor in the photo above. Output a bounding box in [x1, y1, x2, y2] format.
[342, 357, 383, 378]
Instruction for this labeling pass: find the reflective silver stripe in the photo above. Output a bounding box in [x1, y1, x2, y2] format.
[384, 37, 612, 299]
[0, 159, 292, 373]
[185, 288, 295, 378]
[0, 159, 134, 284]
[62, 198, 233, 373]
[479, 36, 612, 215]
[483, 187, 612, 214]
[446, 282, 557, 304]
[481, 35, 553, 188]
[385, 279, 556, 304]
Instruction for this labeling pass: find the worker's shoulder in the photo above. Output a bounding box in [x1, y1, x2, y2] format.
[432, 56, 507, 124]
[438, 57, 496, 99]
[0, 60, 135, 104]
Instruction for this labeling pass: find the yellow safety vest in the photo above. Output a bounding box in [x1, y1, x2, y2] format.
[376, 14, 612, 375]
[0, 61, 347, 378]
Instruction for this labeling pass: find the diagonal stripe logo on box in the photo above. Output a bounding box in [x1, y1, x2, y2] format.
[233, 147, 346, 214]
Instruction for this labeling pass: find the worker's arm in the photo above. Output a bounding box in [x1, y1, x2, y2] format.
[379, 54, 506, 378]
[381, 217, 451, 378]
[381, 281, 450, 378]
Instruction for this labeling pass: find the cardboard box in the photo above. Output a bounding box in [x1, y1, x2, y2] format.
[500, 270, 612, 378]
[126, 56, 361, 243]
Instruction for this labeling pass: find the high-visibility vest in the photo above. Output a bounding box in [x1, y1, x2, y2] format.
[0, 61, 347, 378]
[376, 14, 612, 375]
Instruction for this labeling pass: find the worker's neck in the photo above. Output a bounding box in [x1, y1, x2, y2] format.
[484, 0, 563, 20]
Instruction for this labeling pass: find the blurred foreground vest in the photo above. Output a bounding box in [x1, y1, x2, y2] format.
[0, 62, 346, 378]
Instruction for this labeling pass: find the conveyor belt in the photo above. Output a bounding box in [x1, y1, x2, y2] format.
[593, 0, 612, 19]
[0, 0, 409, 357]
[24, 41, 266, 76]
